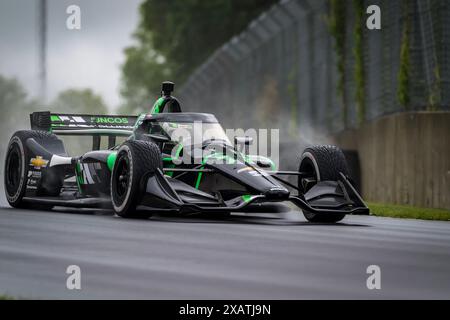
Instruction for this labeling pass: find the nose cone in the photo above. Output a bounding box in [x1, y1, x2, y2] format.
[264, 187, 290, 200]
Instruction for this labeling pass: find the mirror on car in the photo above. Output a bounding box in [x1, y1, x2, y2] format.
[256, 158, 272, 169]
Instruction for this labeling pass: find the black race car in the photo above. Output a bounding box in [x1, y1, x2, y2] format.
[3, 82, 369, 222]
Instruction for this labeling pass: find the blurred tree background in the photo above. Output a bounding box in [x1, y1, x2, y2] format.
[52, 89, 108, 115]
[0, 75, 39, 160]
[2, 0, 280, 156]
[119, 0, 278, 114]
[0, 75, 110, 158]
[51, 89, 109, 155]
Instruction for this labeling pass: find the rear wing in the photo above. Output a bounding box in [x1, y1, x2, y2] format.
[30, 111, 138, 149]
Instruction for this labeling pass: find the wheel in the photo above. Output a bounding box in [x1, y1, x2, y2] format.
[111, 140, 162, 218]
[298, 145, 349, 223]
[4, 130, 64, 209]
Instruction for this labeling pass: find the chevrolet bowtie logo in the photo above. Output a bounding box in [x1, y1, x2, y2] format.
[30, 156, 48, 168]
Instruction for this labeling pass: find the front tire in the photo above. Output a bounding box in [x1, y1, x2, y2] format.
[298, 145, 349, 223]
[111, 140, 162, 218]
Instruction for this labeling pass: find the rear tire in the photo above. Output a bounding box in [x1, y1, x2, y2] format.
[111, 140, 162, 218]
[298, 145, 349, 223]
[4, 130, 63, 209]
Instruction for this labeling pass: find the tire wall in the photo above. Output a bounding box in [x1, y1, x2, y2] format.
[332, 111, 450, 209]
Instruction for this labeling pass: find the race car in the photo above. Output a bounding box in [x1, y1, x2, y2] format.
[3, 81, 369, 223]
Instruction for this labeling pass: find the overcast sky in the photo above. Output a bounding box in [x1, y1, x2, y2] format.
[0, 0, 142, 111]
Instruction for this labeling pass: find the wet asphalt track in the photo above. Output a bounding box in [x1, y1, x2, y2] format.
[0, 202, 450, 299]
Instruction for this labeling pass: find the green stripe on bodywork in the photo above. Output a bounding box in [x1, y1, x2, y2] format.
[49, 115, 62, 133]
[75, 162, 83, 192]
[107, 152, 117, 171]
[242, 194, 253, 203]
[245, 155, 276, 171]
[165, 164, 175, 177]
[195, 171, 203, 189]
[151, 97, 165, 114]
[195, 153, 237, 189]
[162, 144, 183, 177]
[132, 113, 147, 132]
[162, 144, 183, 163]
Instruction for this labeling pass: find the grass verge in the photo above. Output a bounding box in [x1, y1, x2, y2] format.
[368, 202, 450, 221]
[0, 294, 14, 300]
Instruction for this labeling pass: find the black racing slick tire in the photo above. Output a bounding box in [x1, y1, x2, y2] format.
[298, 145, 349, 223]
[111, 140, 162, 218]
[4, 130, 63, 209]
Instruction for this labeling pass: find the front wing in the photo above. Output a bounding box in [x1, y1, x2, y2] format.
[138, 169, 370, 216]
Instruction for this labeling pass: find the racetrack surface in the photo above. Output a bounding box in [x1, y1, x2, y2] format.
[0, 203, 450, 299]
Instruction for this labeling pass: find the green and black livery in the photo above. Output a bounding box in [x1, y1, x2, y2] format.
[4, 82, 369, 222]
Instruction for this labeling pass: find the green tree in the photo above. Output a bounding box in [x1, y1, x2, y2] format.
[397, 0, 411, 109]
[328, 0, 348, 128]
[51, 89, 110, 155]
[0, 75, 37, 139]
[120, 31, 171, 114]
[0, 75, 39, 172]
[52, 88, 108, 115]
[0, 76, 109, 158]
[353, 0, 365, 125]
[120, 0, 277, 113]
